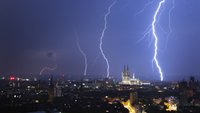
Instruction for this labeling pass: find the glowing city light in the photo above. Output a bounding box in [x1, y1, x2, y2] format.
[9, 76, 15, 81]
[164, 102, 177, 111]
[121, 100, 136, 113]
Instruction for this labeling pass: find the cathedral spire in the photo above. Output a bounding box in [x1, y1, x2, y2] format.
[124, 65, 126, 72]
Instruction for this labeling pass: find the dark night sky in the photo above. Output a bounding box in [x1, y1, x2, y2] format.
[0, 0, 200, 81]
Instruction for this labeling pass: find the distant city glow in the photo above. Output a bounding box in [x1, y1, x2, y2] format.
[164, 96, 178, 111]
[9, 76, 15, 81]
[121, 100, 136, 113]
[1, 76, 5, 80]
[164, 102, 177, 111]
[105, 97, 136, 113]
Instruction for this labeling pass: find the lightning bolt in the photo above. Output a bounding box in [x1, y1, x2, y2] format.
[135, 0, 155, 45]
[136, 1, 166, 46]
[39, 66, 57, 75]
[135, 0, 155, 16]
[99, 0, 116, 78]
[135, 0, 176, 81]
[165, 0, 175, 49]
[39, 53, 57, 75]
[92, 54, 100, 67]
[152, 0, 166, 81]
[75, 35, 88, 76]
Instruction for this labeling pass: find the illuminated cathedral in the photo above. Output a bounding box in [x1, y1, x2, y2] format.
[119, 65, 140, 85]
[120, 65, 150, 85]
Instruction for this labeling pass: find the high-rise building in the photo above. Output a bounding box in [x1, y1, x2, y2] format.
[48, 75, 54, 102]
[130, 92, 138, 105]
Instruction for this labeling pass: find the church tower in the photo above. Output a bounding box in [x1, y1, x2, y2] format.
[121, 65, 131, 84]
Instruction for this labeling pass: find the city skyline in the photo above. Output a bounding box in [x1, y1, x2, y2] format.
[0, 0, 200, 81]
